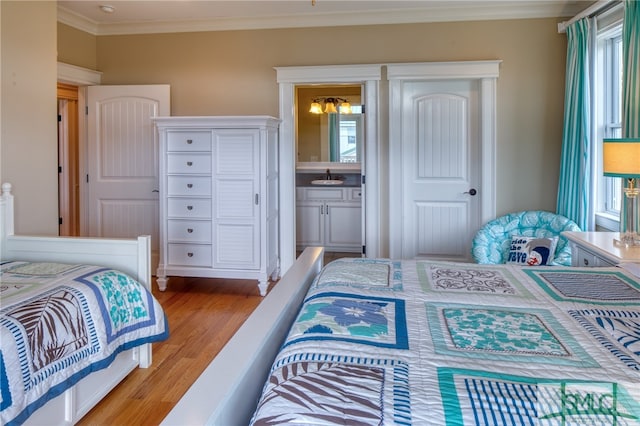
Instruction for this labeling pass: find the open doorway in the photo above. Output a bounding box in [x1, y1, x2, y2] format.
[57, 82, 80, 236]
[294, 84, 365, 259]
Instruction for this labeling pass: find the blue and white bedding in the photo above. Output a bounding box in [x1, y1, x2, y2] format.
[0, 261, 169, 426]
[250, 258, 640, 425]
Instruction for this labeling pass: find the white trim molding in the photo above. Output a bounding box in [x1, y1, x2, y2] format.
[58, 2, 588, 36]
[57, 62, 102, 86]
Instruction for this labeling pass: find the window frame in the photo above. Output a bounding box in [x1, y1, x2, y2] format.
[594, 18, 624, 231]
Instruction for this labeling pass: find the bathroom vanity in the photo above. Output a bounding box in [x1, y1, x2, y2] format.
[295, 164, 362, 253]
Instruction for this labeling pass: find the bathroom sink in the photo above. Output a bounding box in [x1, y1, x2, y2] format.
[311, 179, 344, 185]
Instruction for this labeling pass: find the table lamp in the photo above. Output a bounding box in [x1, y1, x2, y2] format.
[603, 138, 640, 246]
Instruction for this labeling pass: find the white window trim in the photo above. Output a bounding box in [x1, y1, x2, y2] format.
[594, 8, 623, 231]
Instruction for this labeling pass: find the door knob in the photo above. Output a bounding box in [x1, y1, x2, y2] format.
[465, 188, 477, 196]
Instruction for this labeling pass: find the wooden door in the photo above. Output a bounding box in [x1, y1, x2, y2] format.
[86, 85, 170, 270]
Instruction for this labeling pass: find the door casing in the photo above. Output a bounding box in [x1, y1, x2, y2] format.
[388, 61, 500, 259]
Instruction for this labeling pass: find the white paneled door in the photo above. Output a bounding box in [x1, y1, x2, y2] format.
[398, 79, 482, 260]
[86, 85, 170, 271]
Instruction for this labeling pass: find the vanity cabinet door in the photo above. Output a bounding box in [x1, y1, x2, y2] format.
[296, 200, 324, 247]
[325, 201, 362, 250]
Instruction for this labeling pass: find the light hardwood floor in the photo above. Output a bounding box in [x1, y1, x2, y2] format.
[78, 251, 355, 425]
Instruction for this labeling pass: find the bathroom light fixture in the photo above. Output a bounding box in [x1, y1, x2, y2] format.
[309, 97, 351, 114]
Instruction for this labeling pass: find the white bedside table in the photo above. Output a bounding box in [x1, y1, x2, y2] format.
[562, 231, 640, 267]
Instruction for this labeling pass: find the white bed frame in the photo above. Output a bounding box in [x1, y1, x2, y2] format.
[161, 245, 325, 426]
[0, 183, 153, 425]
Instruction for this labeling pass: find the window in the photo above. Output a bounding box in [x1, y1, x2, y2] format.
[595, 19, 623, 230]
[336, 105, 363, 163]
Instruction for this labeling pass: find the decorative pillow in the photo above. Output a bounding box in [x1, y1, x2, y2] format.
[507, 236, 558, 266]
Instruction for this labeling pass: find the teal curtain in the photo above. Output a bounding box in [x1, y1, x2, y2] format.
[328, 113, 339, 162]
[557, 18, 592, 231]
[621, 0, 640, 232]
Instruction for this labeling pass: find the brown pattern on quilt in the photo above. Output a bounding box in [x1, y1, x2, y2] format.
[7, 289, 88, 371]
[252, 362, 384, 425]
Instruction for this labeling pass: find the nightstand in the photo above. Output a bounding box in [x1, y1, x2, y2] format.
[562, 231, 640, 267]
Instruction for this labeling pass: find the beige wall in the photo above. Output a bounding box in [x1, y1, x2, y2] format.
[84, 19, 567, 215]
[57, 23, 97, 70]
[1, 1, 58, 235]
[0, 13, 565, 239]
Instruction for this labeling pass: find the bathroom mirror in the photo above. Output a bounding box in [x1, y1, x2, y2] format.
[296, 85, 363, 164]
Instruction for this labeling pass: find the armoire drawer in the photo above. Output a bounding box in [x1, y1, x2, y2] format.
[167, 198, 212, 219]
[167, 243, 212, 267]
[167, 176, 212, 197]
[167, 131, 212, 152]
[167, 220, 212, 243]
[167, 153, 212, 174]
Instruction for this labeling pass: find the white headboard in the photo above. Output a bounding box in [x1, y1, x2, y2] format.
[0, 182, 151, 289]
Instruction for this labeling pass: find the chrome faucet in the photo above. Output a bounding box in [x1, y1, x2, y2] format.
[326, 168, 331, 180]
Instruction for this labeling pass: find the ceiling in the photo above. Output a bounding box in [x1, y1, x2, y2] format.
[57, 0, 596, 35]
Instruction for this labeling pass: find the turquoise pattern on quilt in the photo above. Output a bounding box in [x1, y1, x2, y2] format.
[77, 268, 159, 344]
[443, 308, 567, 355]
[426, 302, 598, 367]
[286, 292, 408, 349]
[438, 368, 640, 426]
[91, 270, 148, 327]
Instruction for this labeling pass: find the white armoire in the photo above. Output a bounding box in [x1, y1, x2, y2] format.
[153, 116, 280, 296]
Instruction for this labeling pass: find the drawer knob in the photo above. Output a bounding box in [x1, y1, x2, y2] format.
[187, 228, 193, 233]
[187, 252, 194, 257]
[187, 205, 193, 210]
[186, 139, 193, 144]
[187, 183, 193, 188]
[187, 161, 193, 166]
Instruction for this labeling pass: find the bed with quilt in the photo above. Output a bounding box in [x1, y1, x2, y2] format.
[165, 247, 640, 425]
[0, 183, 168, 425]
[249, 257, 640, 424]
[0, 261, 168, 425]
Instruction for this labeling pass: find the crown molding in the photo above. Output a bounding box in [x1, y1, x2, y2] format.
[58, 2, 583, 36]
[58, 6, 100, 34]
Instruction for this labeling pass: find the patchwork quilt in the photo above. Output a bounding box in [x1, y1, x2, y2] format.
[250, 258, 640, 425]
[0, 261, 169, 426]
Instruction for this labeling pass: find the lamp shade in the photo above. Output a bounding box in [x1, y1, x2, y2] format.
[309, 102, 323, 114]
[339, 102, 352, 114]
[603, 138, 640, 178]
[324, 102, 337, 113]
